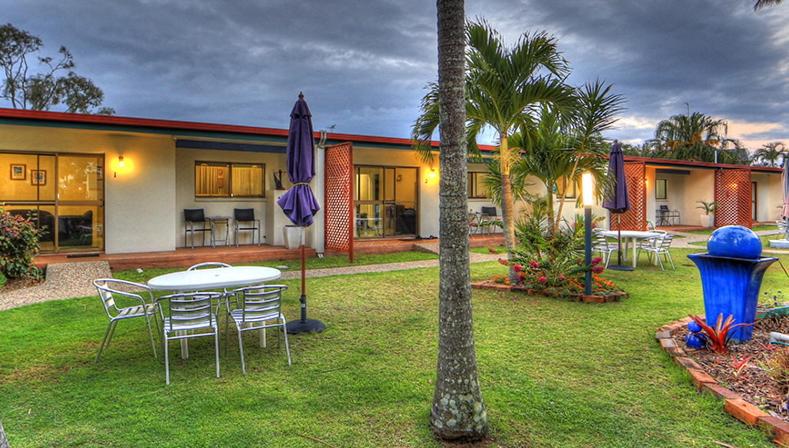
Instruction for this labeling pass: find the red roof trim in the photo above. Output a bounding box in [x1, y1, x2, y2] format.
[0, 107, 497, 152]
[624, 155, 782, 173]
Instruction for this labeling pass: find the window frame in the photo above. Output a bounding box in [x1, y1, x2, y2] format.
[558, 177, 578, 200]
[194, 161, 266, 199]
[468, 171, 489, 199]
[655, 178, 667, 200]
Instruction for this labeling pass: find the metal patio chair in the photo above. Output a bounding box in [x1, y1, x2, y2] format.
[233, 208, 262, 246]
[187, 262, 231, 271]
[226, 285, 291, 374]
[184, 208, 211, 249]
[591, 231, 617, 268]
[93, 279, 159, 363]
[157, 291, 222, 385]
[479, 206, 500, 234]
[638, 234, 675, 270]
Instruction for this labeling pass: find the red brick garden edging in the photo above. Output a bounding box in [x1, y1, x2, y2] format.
[471, 281, 626, 303]
[657, 318, 789, 446]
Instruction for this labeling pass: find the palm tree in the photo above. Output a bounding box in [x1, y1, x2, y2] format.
[753, 142, 786, 167]
[430, 0, 488, 441]
[413, 20, 575, 281]
[754, 0, 782, 9]
[653, 112, 735, 162]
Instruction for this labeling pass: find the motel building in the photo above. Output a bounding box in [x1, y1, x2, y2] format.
[0, 108, 783, 267]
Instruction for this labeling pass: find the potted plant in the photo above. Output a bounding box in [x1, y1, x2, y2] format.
[696, 201, 716, 227]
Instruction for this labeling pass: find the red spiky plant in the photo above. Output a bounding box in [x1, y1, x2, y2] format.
[689, 313, 754, 354]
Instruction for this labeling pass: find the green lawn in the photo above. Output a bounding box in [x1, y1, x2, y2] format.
[1, 248, 788, 447]
[689, 234, 788, 253]
[112, 250, 438, 283]
[686, 224, 778, 235]
[470, 245, 506, 254]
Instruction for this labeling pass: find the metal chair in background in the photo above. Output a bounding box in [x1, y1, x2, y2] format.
[187, 262, 231, 271]
[184, 208, 211, 249]
[479, 206, 501, 234]
[591, 230, 617, 268]
[93, 279, 159, 362]
[638, 234, 675, 270]
[233, 208, 262, 246]
[226, 285, 291, 374]
[157, 291, 222, 385]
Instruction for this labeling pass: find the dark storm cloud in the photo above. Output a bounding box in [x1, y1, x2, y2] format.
[2, 0, 787, 146]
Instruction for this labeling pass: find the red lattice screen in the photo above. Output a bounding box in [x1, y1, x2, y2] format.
[714, 169, 752, 228]
[610, 162, 647, 231]
[324, 142, 354, 261]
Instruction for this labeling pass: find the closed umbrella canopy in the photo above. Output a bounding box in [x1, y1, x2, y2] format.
[277, 92, 320, 226]
[782, 158, 789, 220]
[602, 141, 630, 214]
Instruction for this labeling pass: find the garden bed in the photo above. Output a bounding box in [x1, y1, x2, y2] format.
[658, 316, 789, 446]
[471, 280, 627, 303]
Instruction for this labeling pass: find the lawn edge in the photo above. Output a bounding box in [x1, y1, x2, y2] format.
[656, 318, 789, 447]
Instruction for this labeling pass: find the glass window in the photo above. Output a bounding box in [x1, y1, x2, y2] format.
[655, 179, 667, 200]
[231, 164, 264, 197]
[468, 172, 489, 199]
[195, 162, 264, 198]
[558, 177, 578, 199]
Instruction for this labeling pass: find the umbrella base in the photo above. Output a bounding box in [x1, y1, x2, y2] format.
[607, 264, 634, 271]
[285, 319, 326, 334]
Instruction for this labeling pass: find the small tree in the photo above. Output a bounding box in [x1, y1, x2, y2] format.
[0, 23, 113, 114]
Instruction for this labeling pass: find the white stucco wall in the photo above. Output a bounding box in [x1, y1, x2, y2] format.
[0, 124, 177, 254]
[753, 172, 783, 222]
[175, 147, 287, 247]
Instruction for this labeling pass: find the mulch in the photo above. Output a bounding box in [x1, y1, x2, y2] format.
[1, 277, 42, 292]
[673, 316, 789, 420]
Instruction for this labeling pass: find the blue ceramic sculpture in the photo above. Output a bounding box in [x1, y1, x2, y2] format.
[688, 226, 778, 343]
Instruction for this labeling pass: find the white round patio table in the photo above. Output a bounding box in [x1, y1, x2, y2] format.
[147, 266, 281, 359]
[600, 230, 664, 268]
[147, 266, 281, 291]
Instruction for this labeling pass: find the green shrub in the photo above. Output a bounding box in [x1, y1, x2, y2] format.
[0, 271, 6, 289]
[0, 209, 42, 279]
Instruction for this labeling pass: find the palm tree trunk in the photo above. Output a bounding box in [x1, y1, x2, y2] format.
[431, 0, 488, 441]
[499, 135, 517, 282]
[0, 420, 9, 448]
[545, 182, 555, 232]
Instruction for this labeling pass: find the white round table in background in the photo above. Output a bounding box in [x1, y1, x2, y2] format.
[148, 266, 282, 291]
[600, 230, 664, 268]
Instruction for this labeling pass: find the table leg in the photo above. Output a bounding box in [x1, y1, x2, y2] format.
[180, 332, 189, 359]
[632, 238, 638, 268]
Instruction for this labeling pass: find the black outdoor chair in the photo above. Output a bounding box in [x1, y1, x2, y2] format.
[233, 208, 262, 246]
[479, 206, 501, 234]
[184, 208, 211, 249]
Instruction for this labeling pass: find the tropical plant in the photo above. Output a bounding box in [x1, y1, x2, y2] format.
[0, 209, 42, 279]
[754, 0, 782, 9]
[515, 79, 623, 234]
[696, 200, 717, 215]
[653, 112, 740, 162]
[429, 0, 488, 441]
[413, 20, 575, 281]
[753, 142, 786, 167]
[689, 314, 753, 354]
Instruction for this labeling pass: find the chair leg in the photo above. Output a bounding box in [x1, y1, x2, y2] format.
[215, 330, 221, 379]
[95, 320, 116, 363]
[282, 317, 292, 366]
[237, 326, 247, 375]
[260, 328, 266, 348]
[666, 251, 675, 270]
[656, 252, 665, 271]
[145, 315, 158, 360]
[164, 336, 171, 385]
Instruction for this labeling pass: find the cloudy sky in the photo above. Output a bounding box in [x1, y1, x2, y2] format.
[2, 0, 787, 149]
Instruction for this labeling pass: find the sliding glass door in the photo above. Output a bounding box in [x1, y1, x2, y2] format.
[0, 152, 104, 252]
[355, 165, 418, 238]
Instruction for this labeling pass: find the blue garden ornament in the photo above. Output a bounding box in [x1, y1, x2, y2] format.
[688, 226, 778, 343]
[685, 333, 706, 350]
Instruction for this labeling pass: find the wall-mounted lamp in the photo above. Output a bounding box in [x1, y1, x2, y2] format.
[425, 167, 438, 184]
[114, 155, 125, 178]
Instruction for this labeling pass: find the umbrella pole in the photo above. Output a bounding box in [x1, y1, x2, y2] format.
[607, 214, 634, 271]
[285, 228, 326, 334]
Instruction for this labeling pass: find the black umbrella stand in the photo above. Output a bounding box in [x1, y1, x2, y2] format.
[607, 215, 634, 272]
[285, 231, 326, 334]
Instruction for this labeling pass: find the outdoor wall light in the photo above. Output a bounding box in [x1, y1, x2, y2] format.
[425, 167, 438, 184]
[113, 155, 132, 178]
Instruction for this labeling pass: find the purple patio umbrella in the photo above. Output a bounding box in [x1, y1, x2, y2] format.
[602, 140, 633, 271]
[277, 92, 324, 333]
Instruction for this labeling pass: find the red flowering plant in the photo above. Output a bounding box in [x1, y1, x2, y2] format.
[0, 209, 43, 279]
[491, 207, 624, 298]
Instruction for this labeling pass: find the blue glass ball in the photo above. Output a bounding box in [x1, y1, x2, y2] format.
[687, 321, 703, 333]
[685, 333, 706, 350]
[707, 225, 762, 259]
